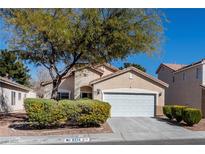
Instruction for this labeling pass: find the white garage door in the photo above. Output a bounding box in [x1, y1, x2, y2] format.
[103, 93, 155, 117]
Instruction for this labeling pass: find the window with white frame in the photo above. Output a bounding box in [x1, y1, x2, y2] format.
[11, 91, 16, 105]
[18, 93, 21, 101]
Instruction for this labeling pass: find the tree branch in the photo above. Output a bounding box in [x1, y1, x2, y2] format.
[60, 52, 83, 78]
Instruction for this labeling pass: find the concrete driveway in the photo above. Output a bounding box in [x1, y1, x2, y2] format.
[106, 117, 205, 141]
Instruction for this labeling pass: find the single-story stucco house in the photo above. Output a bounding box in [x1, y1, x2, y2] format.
[0, 76, 36, 113]
[42, 64, 168, 117]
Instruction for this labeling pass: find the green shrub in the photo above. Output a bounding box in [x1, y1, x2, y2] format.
[76, 99, 111, 127]
[182, 108, 202, 126]
[24, 98, 64, 127]
[59, 100, 81, 121]
[163, 105, 173, 120]
[171, 105, 187, 122]
[24, 98, 111, 128]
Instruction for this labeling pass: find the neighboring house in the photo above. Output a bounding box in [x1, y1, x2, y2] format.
[0, 76, 36, 113]
[156, 59, 205, 116]
[42, 63, 168, 117]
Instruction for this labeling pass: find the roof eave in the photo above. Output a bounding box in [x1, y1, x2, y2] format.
[174, 62, 203, 73]
[156, 63, 177, 74]
[91, 67, 169, 88]
[0, 79, 31, 91]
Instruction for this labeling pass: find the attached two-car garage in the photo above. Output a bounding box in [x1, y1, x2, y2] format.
[103, 92, 155, 117]
[91, 67, 168, 117]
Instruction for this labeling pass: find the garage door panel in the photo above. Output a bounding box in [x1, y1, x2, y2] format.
[103, 93, 155, 117]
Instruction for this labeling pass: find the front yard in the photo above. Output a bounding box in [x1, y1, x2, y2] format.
[1, 100, 205, 137]
[0, 113, 112, 136]
[0, 98, 112, 136]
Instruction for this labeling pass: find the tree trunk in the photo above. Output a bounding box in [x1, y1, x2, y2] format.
[51, 78, 61, 100]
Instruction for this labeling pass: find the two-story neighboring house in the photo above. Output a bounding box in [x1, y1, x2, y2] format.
[156, 59, 205, 116]
[42, 63, 168, 117]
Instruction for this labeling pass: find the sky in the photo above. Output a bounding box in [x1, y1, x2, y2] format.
[1, 9, 205, 79]
[113, 9, 205, 77]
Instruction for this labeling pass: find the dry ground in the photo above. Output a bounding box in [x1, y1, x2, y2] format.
[0, 113, 112, 136]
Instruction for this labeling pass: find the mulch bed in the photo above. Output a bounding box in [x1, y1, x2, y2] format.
[184, 119, 205, 131]
[0, 113, 113, 136]
[156, 116, 205, 131]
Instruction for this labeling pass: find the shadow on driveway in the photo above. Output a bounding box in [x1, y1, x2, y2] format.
[154, 117, 187, 127]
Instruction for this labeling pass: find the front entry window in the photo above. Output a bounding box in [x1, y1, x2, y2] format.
[81, 92, 92, 99]
[57, 92, 70, 99]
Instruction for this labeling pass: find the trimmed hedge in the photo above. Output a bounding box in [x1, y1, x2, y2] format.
[163, 105, 173, 120]
[24, 98, 65, 127]
[163, 105, 202, 126]
[171, 105, 187, 122]
[182, 108, 202, 126]
[73, 99, 111, 127]
[24, 98, 111, 128]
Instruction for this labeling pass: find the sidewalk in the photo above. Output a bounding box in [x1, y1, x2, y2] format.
[1, 130, 205, 144]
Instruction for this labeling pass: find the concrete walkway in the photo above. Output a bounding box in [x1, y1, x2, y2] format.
[1, 117, 205, 144]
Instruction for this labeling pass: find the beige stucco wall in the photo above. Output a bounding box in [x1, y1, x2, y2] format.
[158, 66, 176, 105]
[202, 89, 205, 116]
[97, 66, 115, 76]
[43, 75, 75, 99]
[158, 65, 203, 110]
[43, 83, 53, 99]
[58, 75, 75, 99]
[92, 70, 166, 115]
[74, 68, 101, 99]
[0, 83, 36, 112]
[203, 64, 205, 85]
[43, 65, 116, 99]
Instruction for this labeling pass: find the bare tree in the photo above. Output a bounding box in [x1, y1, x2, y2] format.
[31, 67, 51, 98]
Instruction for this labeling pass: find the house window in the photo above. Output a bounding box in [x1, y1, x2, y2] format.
[182, 73, 186, 80]
[172, 76, 175, 83]
[196, 68, 200, 79]
[80, 92, 92, 99]
[57, 92, 70, 99]
[11, 91, 16, 105]
[18, 93, 21, 101]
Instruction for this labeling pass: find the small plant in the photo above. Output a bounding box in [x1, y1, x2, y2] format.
[182, 108, 202, 126]
[171, 105, 187, 123]
[163, 105, 173, 120]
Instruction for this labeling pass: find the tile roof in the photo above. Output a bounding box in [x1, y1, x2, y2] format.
[175, 58, 205, 72]
[156, 63, 187, 73]
[157, 58, 205, 74]
[41, 63, 119, 86]
[94, 63, 119, 72]
[163, 63, 187, 71]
